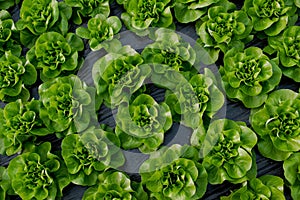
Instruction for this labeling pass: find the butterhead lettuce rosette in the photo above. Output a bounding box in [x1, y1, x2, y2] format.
[61, 126, 124, 186]
[250, 89, 300, 161]
[7, 142, 70, 200]
[16, 0, 72, 47]
[196, 0, 253, 64]
[283, 152, 300, 200]
[0, 99, 52, 156]
[243, 0, 297, 37]
[0, 51, 37, 102]
[220, 46, 282, 108]
[139, 144, 208, 199]
[117, 0, 174, 35]
[220, 175, 285, 199]
[26, 32, 84, 82]
[267, 26, 300, 82]
[192, 119, 257, 184]
[115, 94, 172, 153]
[82, 170, 148, 200]
[39, 75, 96, 138]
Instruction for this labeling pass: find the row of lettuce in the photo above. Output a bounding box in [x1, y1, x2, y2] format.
[0, 0, 300, 199]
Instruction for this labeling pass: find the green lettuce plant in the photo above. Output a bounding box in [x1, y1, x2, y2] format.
[76, 14, 122, 51]
[92, 45, 151, 108]
[283, 152, 300, 200]
[0, 99, 53, 156]
[220, 175, 285, 199]
[196, 0, 253, 64]
[117, 0, 174, 35]
[7, 142, 70, 200]
[140, 144, 208, 199]
[65, 0, 110, 25]
[115, 94, 172, 153]
[220, 46, 282, 108]
[0, 0, 19, 9]
[192, 119, 257, 184]
[39, 75, 96, 138]
[267, 26, 300, 82]
[250, 89, 300, 161]
[83, 170, 148, 199]
[16, 0, 72, 47]
[173, 0, 221, 23]
[141, 28, 197, 80]
[61, 126, 125, 186]
[165, 68, 224, 128]
[0, 10, 22, 58]
[26, 32, 84, 82]
[0, 166, 13, 200]
[0, 51, 37, 102]
[243, 0, 297, 37]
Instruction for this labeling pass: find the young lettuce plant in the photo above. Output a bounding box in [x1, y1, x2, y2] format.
[0, 99, 53, 156]
[173, 0, 221, 23]
[7, 142, 70, 200]
[243, 0, 297, 37]
[0, 51, 37, 102]
[283, 152, 300, 200]
[141, 28, 197, 80]
[165, 68, 224, 128]
[65, 0, 110, 25]
[39, 75, 96, 138]
[16, 0, 72, 47]
[267, 26, 300, 82]
[250, 89, 300, 161]
[0, 0, 19, 9]
[93, 44, 151, 108]
[192, 119, 257, 184]
[0, 10, 22, 58]
[196, 0, 253, 64]
[26, 32, 84, 82]
[117, 0, 174, 35]
[220, 46, 282, 108]
[76, 14, 122, 51]
[220, 175, 285, 199]
[140, 144, 208, 199]
[0, 166, 13, 200]
[115, 94, 172, 153]
[61, 126, 124, 186]
[82, 170, 148, 200]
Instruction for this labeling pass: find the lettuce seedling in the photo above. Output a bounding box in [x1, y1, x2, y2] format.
[140, 144, 208, 199]
[0, 99, 53, 156]
[26, 32, 84, 82]
[76, 14, 122, 51]
[250, 89, 300, 161]
[65, 0, 110, 25]
[116, 94, 172, 153]
[220, 46, 282, 108]
[243, 0, 297, 37]
[83, 170, 148, 199]
[220, 175, 285, 199]
[267, 26, 300, 82]
[7, 142, 70, 200]
[196, 0, 253, 64]
[0, 10, 22, 58]
[16, 0, 72, 47]
[0, 51, 37, 102]
[283, 152, 300, 200]
[61, 126, 124, 186]
[173, 0, 221, 23]
[39, 75, 96, 138]
[193, 119, 257, 184]
[117, 0, 174, 35]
